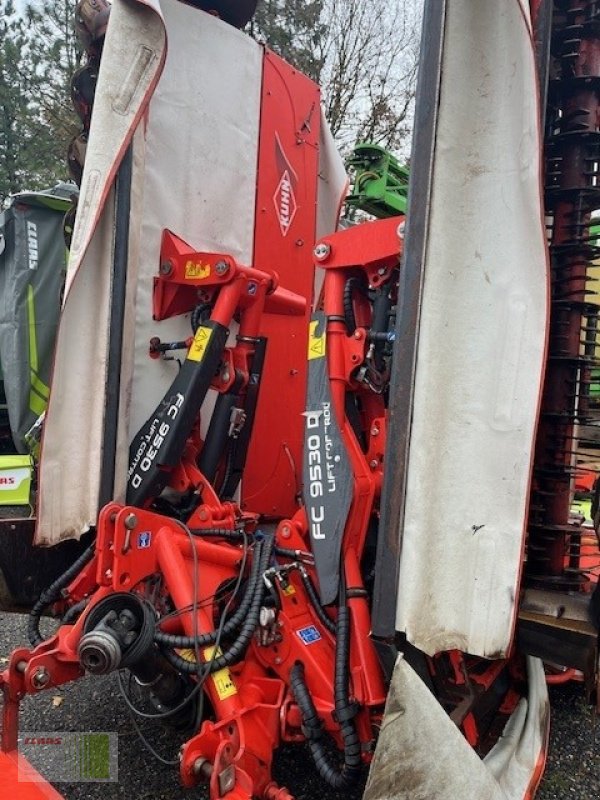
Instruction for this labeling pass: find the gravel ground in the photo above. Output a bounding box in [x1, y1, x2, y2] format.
[0, 612, 597, 799]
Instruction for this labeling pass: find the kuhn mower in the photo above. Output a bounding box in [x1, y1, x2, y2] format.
[1, 2, 599, 799]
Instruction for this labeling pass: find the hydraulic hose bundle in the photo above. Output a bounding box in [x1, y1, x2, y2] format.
[27, 544, 95, 647]
[290, 579, 362, 790]
[159, 534, 273, 674]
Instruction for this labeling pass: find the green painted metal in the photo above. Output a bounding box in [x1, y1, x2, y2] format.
[345, 143, 410, 219]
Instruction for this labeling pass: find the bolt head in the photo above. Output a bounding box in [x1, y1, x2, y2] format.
[159, 260, 173, 276]
[124, 513, 138, 530]
[369, 459, 379, 470]
[397, 220, 406, 239]
[215, 260, 229, 276]
[314, 242, 331, 262]
[32, 667, 50, 688]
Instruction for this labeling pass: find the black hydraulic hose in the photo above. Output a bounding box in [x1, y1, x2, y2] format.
[158, 535, 273, 674]
[28, 545, 96, 647]
[289, 585, 362, 789]
[161, 646, 202, 675]
[154, 534, 263, 649]
[273, 546, 303, 559]
[289, 660, 325, 740]
[187, 528, 244, 539]
[62, 597, 89, 624]
[371, 286, 390, 337]
[370, 285, 393, 370]
[300, 568, 336, 635]
[333, 599, 362, 783]
[289, 662, 356, 790]
[206, 533, 273, 671]
[190, 303, 212, 333]
[343, 277, 367, 334]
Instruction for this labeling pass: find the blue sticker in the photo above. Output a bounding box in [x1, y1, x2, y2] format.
[297, 625, 322, 645]
[137, 531, 152, 549]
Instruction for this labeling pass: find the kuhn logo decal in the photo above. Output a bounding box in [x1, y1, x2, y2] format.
[273, 133, 298, 237]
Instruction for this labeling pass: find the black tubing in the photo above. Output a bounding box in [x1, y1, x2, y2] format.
[343, 277, 367, 334]
[62, 597, 89, 624]
[333, 605, 362, 780]
[190, 303, 211, 333]
[289, 581, 362, 790]
[206, 534, 273, 672]
[300, 569, 336, 635]
[158, 535, 273, 672]
[28, 545, 96, 647]
[289, 661, 324, 741]
[290, 659, 361, 790]
[188, 528, 244, 540]
[154, 535, 263, 649]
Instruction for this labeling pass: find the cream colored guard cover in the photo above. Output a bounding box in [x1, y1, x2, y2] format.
[37, 0, 346, 544]
[364, 655, 548, 800]
[395, 0, 549, 659]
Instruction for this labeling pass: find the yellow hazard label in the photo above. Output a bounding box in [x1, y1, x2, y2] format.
[282, 584, 296, 596]
[307, 319, 326, 360]
[203, 646, 238, 700]
[176, 648, 197, 662]
[187, 325, 212, 362]
[185, 260, 211, 280]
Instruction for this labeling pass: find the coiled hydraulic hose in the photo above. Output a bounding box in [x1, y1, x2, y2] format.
[154, 532, 264, 649]
[343, 276, 368, 334]
[289, 581, 362, 789]
[28, 544, 96, 647]
[161, 534, 273, 674]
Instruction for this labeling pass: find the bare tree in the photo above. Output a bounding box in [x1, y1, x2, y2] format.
[317, 0, 421, 155]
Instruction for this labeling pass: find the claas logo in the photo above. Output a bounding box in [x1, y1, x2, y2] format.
[185, 260, 211, 280]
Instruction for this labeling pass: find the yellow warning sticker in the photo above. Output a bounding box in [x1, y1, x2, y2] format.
[203, 646, 238, 700]
[187, 325, 212, 362]
[307, 319, 326, 360]
[176, 648, 197, 662]
[282, 584, 296, 596]
[185, 260, 211, 280]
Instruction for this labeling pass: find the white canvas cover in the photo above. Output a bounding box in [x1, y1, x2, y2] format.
[364, 655, 548, 800]
[36, 0, 346, 544]
[394, 0, 549, 658]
